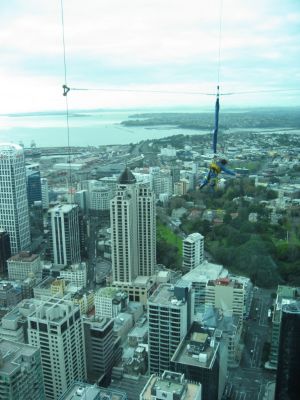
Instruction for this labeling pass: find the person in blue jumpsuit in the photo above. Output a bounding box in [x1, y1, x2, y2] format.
[199, 158, 235, 190]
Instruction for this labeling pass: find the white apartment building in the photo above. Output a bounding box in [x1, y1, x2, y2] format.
[182, 233, 204, 271]
[28, 297, 86, 400]
[95, 287, 128, 318]
[48, 204, 81, 266]
[7, 252, 42, 281]
[59, 262, 87, 288]
[0, 143, 31, 255]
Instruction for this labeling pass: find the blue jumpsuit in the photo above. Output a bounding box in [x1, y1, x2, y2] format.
[199, 161, 235, 190]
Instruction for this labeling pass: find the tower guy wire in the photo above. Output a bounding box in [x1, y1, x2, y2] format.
[60, 0, 73, 201]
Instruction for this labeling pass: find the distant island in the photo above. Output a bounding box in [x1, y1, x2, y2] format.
[121, 108, 300, 131]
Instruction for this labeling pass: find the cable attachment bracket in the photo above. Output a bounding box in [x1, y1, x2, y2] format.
[63, 84, 70, 96]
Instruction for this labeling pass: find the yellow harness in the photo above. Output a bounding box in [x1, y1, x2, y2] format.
[210, 162, 221, 174]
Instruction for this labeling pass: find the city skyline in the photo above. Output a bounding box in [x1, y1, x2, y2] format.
[0, 0, 299, 113]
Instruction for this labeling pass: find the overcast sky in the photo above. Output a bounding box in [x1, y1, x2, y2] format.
[0, 0, 299, 113]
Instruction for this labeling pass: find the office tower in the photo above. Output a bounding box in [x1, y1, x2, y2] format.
[111, 167, 156, 283]
[0, 143, 31, 255]
[183, 233, 204, 271]
[275, 301, 300, 400]
[148, 282, 192, 375]
[269, 285, 300, 369]
[41, 178, 49, 209]
[0, 339, 45, 400]
[140, 370, 202, 400]
[171, 323, 221, 400]
[0, 229, 11, 276]
[137, 186, 156, 276]
[83, 317, 121, 386]
[28, 297, 86, 400]
[7, 251, 41, 281]
[26, 168, 42, 206]
[48, 204, 81, 266]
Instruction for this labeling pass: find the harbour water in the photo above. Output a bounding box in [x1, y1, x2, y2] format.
[0, 109, 208, 148]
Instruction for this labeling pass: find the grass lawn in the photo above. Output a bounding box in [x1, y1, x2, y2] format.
[157, 222, 183, 256]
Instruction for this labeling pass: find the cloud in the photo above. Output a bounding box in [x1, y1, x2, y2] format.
[0, 0, 299, 112]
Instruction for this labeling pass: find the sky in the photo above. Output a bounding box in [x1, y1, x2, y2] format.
[0, 0, 299, 113]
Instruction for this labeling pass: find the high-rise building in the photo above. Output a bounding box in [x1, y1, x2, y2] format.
[110, 168, 156, 284]
[0, 229, 11, 276]
[148, 282, 192, 375]
[74, 189, 88, 212]
[7, 251, 42, 281]
[83, 316, 121, 386]
[41, 178, 49, 209]
[0, 143, 31, 255]
[269, 285, 300, 370]
[275, 301, 300, 400]
[140, 370, 202, 400]
[48, 204, 81, 266]
[0, 339, 45, 400]
[26, 168, 42, 206]
[28, 297, 86, 400]
[171, 323, 221, 400]
[137, 186, 156, 277]
[149, 167, 173, 198]
[181, 261, 228, 314]
[182, 233, 204, 271]
[205, 277, 246, 321]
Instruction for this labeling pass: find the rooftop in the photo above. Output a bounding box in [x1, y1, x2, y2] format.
[49, 203, 78, 213]
[148, 284, 186, 306]
[8, 252, 39, 263]
[171, 326, 219, 370]
[141, 372, 201, 400]
[119, 167, 137, 185]
[59, 382, 127, 400]
[0, 339, 38, 376]
[182, 260, 228, 283]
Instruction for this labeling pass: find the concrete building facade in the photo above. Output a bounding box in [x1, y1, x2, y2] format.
[7, 252, 42, 281]
[28, 297, 86, 400]
[0, 339, 45, 400]
[148, 282, 192, 375]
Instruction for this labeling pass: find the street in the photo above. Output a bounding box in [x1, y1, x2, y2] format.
[224, 288, 276, 400]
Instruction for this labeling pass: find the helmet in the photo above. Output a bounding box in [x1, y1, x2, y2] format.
[219, 159, 228, 165]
